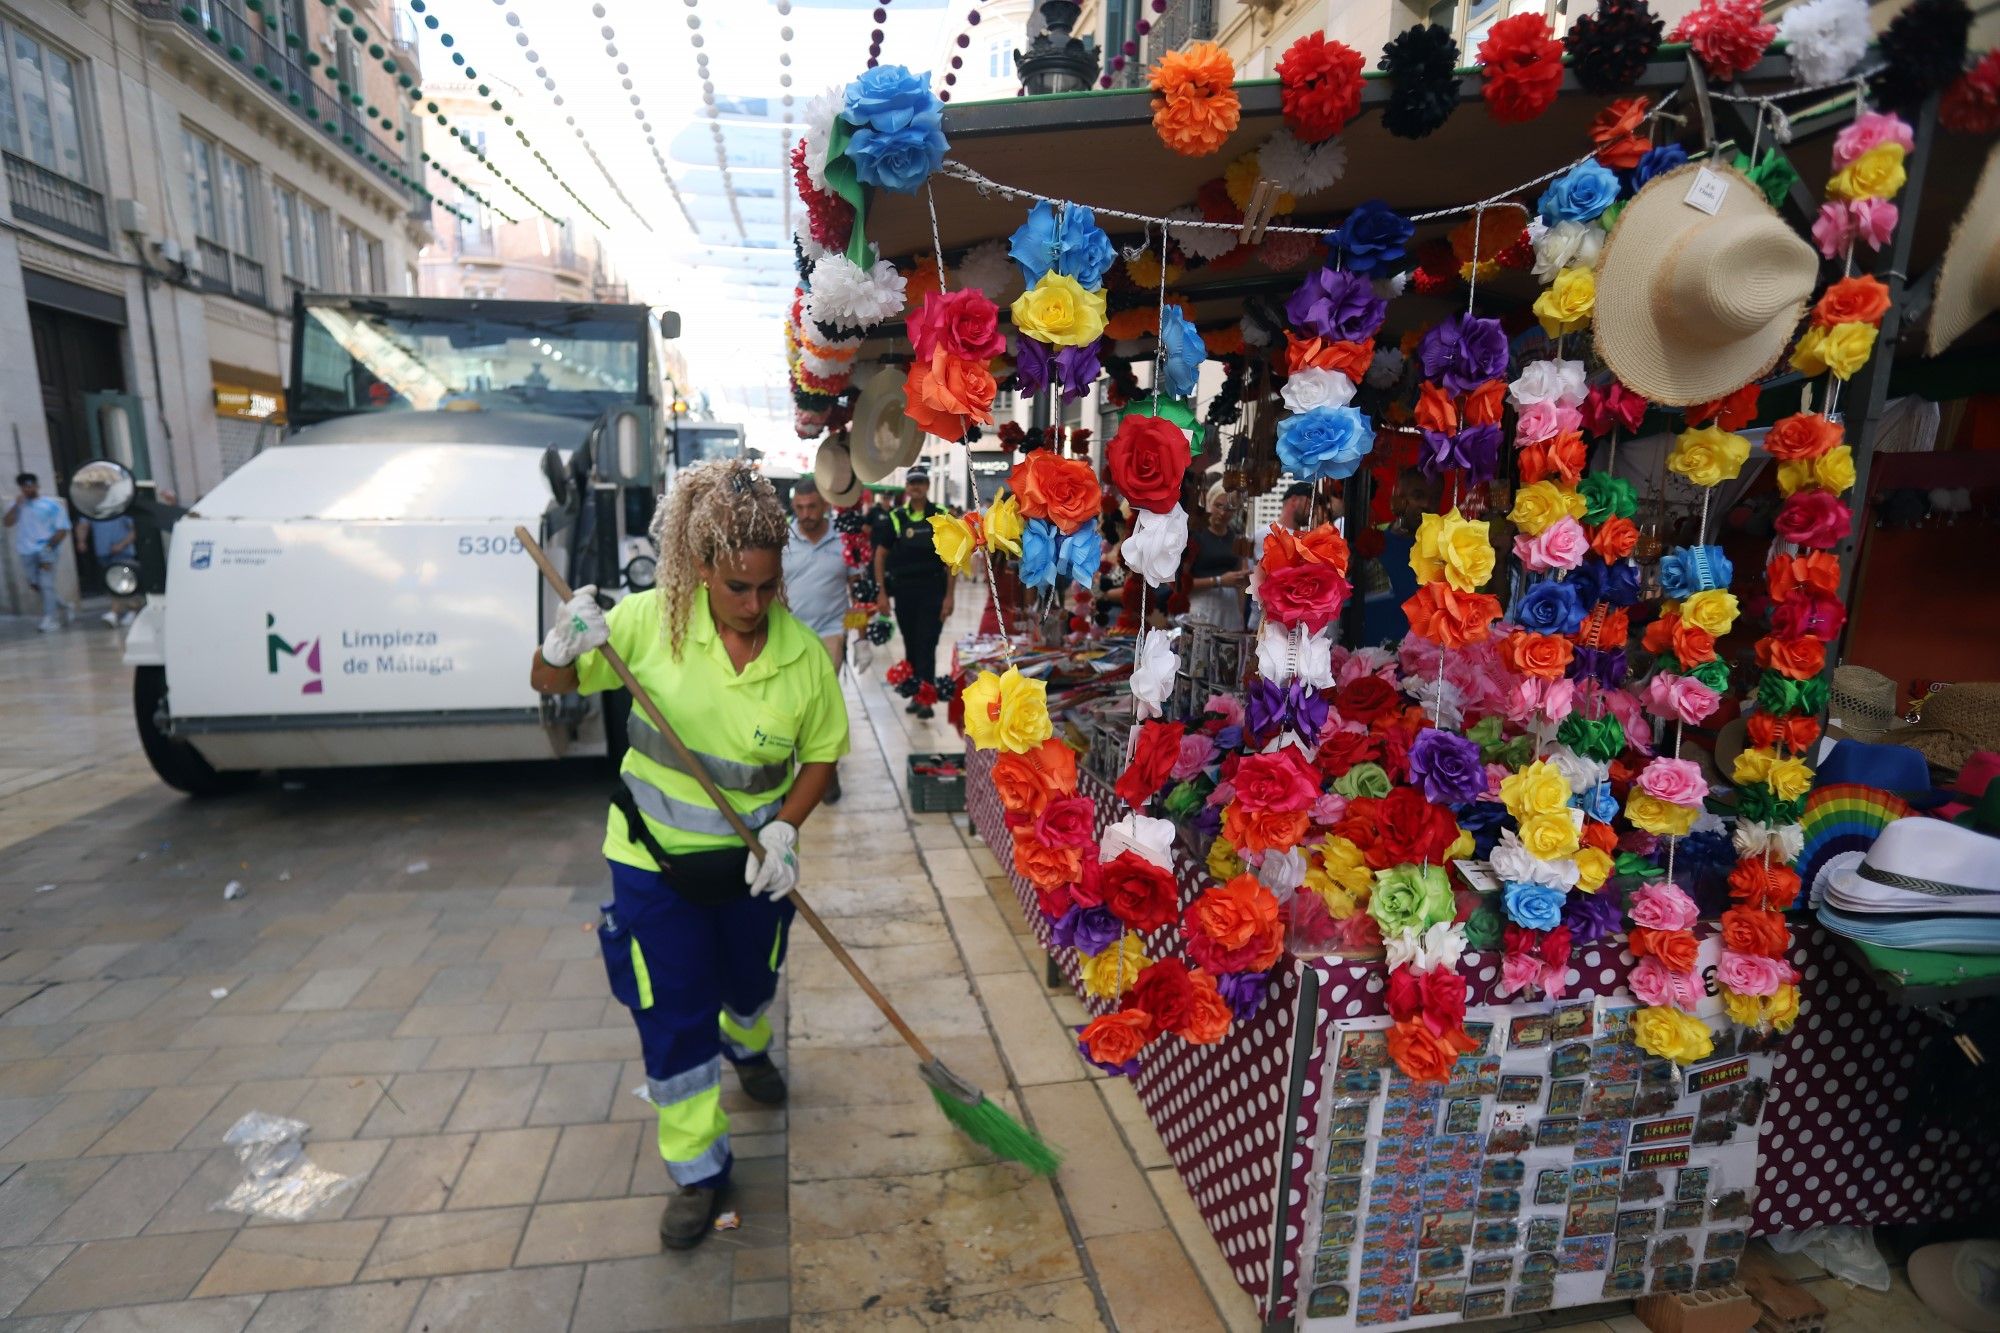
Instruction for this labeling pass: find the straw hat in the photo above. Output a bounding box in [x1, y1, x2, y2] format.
[812, 435, 865, 508]
[1897, 683, 2000, 774]
[1827, 664, 1902, 742]
[847, 367, 924, 484]
[1927, 143, 2000, 357]
[1593, 163, 1820, 407]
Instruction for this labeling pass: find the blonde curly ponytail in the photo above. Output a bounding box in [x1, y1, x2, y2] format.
[650, 459, 790, 658]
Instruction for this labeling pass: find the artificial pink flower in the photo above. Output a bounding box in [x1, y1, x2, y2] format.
[1718, 949, 1792, 996]
[1643, 673, 1722, 726]
[1514, 516, 1590, 573]
[1833, 111, 1914, 169]
[1811, 202, 1856, 260]
[1635, 757, 1708, 807]
[1629, 882, 1701, 932]
[1849, 197, 1898, 250]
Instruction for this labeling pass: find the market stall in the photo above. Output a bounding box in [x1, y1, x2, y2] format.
[787, 12, 2000, 1326]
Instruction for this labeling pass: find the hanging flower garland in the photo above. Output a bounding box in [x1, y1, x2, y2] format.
[1478, 13, 1565, 124]
[1809, 112, 1911, 260]
[1670, 0, 1777, 83]
[1276, 32, 1366, 144]
[1150, 41, 1240, 157]
[1941, 49, 2000, 134]
[1776, 0, 1871, 88]
[1008, 201, 1113, 407]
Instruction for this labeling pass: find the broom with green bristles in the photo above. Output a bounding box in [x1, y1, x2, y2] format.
[518, 529, 1060, 1176]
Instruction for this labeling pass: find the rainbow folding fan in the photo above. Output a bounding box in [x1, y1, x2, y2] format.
[1798, 783, 1912, 907]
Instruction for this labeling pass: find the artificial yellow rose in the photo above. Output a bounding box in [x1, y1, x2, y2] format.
[1632, 1005, 1715, 1064]
[929, 513, 975, 575]
[1790, 325, 1828, 377]
[1446, 827, 1475, 862]
[1509, 481, 1580, 537]
[1411, 509, 1493, 592]
[1520, 811, 1582, 861]
[1315, 836, 1374, 896]
[1574, 846, 1612, 892]
[1080, 933, 1150, 999]
[960, 671, 1003, 750]
[985, 493, 1025, 556]
[1767, 982, 1800, 1032]
[1206, 835, 1244, 883]
[1731, 746, 1776, 789]
[992, 666, 1052, 753]
[1409, 510, 1448, 585]
[1533, 266, 1596, 338]
[1777, 444, 1857, 497]
[1499, 761, 1571, 821]
[1668, 425, 1751, 488]
[1305, 867, 1361, 919]
[1767, 756, 1814, 802]
[1680, 588, 1740, 638]
[1626, 791, 1699, 837]
[1828, 143, 1907, 202]
[1721, 989, 1764, 1028]
[1011, 272, 1107, 348]
[1819, 321, 1877, 380]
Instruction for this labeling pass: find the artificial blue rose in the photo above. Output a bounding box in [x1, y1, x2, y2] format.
[1326, 199, 1413, 277]
[1008, 201, 1117, 289]
[1502, 880, 1568, 932]
[1020, 518, 1059, 590]
[1633, 143, 1688, 188]
[1159, 304, 1204, 399]
[1277, 404, 1373, 481]
[1580, 781, 1620, 825]
[1056, 520, 1101, 585]
[1657, 545, 1734, 600]
[1515, 579, 1586, 637]
[1537, 161, 1621, 225]
[841, 66, 947, 194]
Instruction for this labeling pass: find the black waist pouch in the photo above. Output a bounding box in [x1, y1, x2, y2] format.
[612, 788, 753, 905]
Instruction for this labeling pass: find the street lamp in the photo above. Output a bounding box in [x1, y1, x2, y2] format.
[1014, 1, 1100, 95]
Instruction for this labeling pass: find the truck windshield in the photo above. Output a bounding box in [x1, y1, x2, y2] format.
[295, 305, 642, 422]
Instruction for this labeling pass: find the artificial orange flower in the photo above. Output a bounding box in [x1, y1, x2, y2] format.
[1767, 551, 1841, 598]
[1591, 96, 1651, 169]
[1814, 275, 1891, 329]
[1671, 620, 1718, 666]
[1203, 326, 1245, 356]
[1260, 522, 1350, 577]
[1286, 332, 1374, 380]
[1628, 925, 1699, 972]
[1461, 380, 1506, 426]
[1746, 712, 1821, 754]
[1501, 632, 1575, 680]
[991, 751, 1057, 816]
[1150, 41, 1240, 156]
[1580, 819, 1619, 855]
[1518, 434, 1586, 487]
[1402, 583, 1501, 648]
[1729, 860, 1802, 909]
[1590, 515, 1639, 561]
[1011, 827, 1081, 891]
[1415, 381, 1458, 434]
[1685, 382, 1761, 431]
[1642, 613, 1679, 656]
[919, 349, 997, 424]
[1222, 802, 1311, 855]
[1764, 413, 1843, 462]
[1756, 634, 1827, 680]
[1177, 971, 1234, 1044]
[1080, 1010, 1156, 1067]
[1010, 450, 1100, 529]
[903, 360, 970, 441]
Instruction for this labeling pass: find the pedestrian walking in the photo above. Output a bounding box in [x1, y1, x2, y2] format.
[782, 476, 851, 803]
[529, 459, 848, 1249]
[6, 473, 71, 632]
[872, 466, 952, 718]
[1185, 482, 1248, 631]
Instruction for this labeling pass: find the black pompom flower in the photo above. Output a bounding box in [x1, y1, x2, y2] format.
[1872, 0, 1972, 108]
[1566, 0, 1664, 95]
[1378, 24, 1460, 140]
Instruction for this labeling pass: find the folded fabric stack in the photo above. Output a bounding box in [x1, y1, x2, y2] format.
[1818, 818, 2000, 957]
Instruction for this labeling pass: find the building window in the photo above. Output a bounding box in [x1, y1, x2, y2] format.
[1430, 0, 1532, 49]
[986, 36, 1009, 80]
[335, 220, 357, 288]
[0, 19, 88, 182]
[301, 202, 329, 289]
[275, 182, 326, 296]
[365, 238, 384, 293]
[182, 127, 264, 302]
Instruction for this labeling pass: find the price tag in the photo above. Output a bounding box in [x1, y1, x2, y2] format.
[1454, 859, 1501, 894]
[1683, 168, 1729, 215]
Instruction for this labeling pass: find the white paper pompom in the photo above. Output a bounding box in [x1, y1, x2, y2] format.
[800, 86, 844, 193]
[1166, 206, 1234, 261]
[1778, 0, 1870, 87]
[1257, 130, 1347, 199]
[953, 239, 1021, 305]
[792, 213, 828, 264]
[805, 251, 906, 330]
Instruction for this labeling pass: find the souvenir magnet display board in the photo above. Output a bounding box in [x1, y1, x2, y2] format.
[1299, 997, 1773, 1329]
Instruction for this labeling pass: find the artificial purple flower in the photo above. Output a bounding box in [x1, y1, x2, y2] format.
[1215, 970, 1272, 1022]
[1416, 312, 1509, 395]
[1052, 905, 1122, 955]
[1246, 679, 1330, 739]
[1569, 645, 1628, 688]
[1562, 886, 1624, 944]
[1408, 728, 1486, 807]
[1191, 804, 1223, 839]
[1417, 423, 1503, 483]
[1054, 339, 1103, 403]
[1014, 334, 1051, 397]
[1285, 268, 1387, 342]
[1077, 1030, 1142, 1077]
[1214, 724, 1243, 751]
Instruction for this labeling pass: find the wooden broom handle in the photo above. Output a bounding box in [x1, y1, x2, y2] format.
[517, 527, 935, 1062]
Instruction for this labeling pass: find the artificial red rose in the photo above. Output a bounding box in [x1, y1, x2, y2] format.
[1034, 795, 1098, 850]
[1276, 31, 1365, 142]
[1115, 719, 1186, 808]
[1108, 414, 1192, 514]
[1011, 827, 1082, 891]
[1374, 786, 1459, 868]
[1260, 563, 1351, 633]
[1372, 714, 1420, 783]
[1591, 97, 1651, 169]
[1763, 413, 1842, 462]
[1721, 904, 1791, 957]
[1419, 969, 1468, 1036]
[1386, 965, 1422, 1022]
[1773, 490, 1851, 551]
[1771, 591, 1846, 642]
[1317, 727, 1382, 779]
[1814, 276, 1891, 330]
[1503, 925, 1541, 958]
[1124, 957, 1198, 1033]
[1231, 748, 1323, 815]
[1672, 0, 1776, 82]
[1461, 380, 1506, 426]
[1756, 634, 1827, 681]
[1080, 1009, 1157, 1067]
[1538, 924, 1573, 969]
[1099, 850, 1181, 932]
[1034, 882, 1076, 921]
[1478, 13, 1564, 124]
[908, 287, 1006, 363]
[1685, 382, 1761, 431]
[1942, 50, 2000, 134]
[1729, 860, 1802, 909]
[1223, 803, 1312, 855]
[1177, 970, 1234, 1044]
[1336, 675, 1400, 724]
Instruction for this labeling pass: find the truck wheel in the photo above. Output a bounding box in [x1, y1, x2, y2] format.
[133, 666, 244, 796]
[602, 688, 632, 773]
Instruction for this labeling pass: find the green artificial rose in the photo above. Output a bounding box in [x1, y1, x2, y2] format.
[1367, 863, 1456, 937]
[1332, 761, 1391, 800]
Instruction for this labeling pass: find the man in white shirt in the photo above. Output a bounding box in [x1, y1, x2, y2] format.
[783, 478, 852, 800]
[6, 472, 71, 632]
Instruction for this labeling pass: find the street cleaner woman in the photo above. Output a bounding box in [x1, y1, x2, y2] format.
[529, 458, 849, 1248]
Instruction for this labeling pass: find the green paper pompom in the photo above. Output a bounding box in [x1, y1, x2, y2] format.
[225, 43, 244, 61]
[204, 24, 221, 41]
[335, 5, 351, 21]
[177, 4, 198, 21]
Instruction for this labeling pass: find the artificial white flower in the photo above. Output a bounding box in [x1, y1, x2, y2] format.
[1544, 743, 1608, 795]
[1365, 347, 1406, 390]
[1252, 620, 1333, 689]
[1491, 830, 1582, 888]
[1373, 272, 1407, 300]
[1257, 848, 1306, 900]
[1099, 814, 1177, 871]
[1258, 128, 1347, 198]
[804, 250, 907, 330]
[1778, 0, 1870, 86]
[1130, 627, 1180, 720]
[1691, 809, 1728, 837]
[799, 86, 844, 193]
[799, 347, 856, 378]
[1732, 819, 1805, 863]
[1532, 221, 1603, 284]
[1385, 921, 1468, 973]
[1120, 506, 1188, 586]
[1508, 358, 1588, 409]
[1166, 206, 1235, 261]
[954, 238, 1023, 305]
[792, 213, 829, 264]
[1280, 366, 1356, 414]
[1409, 675, 1466, 731]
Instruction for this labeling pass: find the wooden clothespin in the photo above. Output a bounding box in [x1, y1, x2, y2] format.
[1239, 180, 1278, 246]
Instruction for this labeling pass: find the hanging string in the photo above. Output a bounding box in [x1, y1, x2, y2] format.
[925, 182, 949, 288]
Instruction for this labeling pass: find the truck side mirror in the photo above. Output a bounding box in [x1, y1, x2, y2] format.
[655, 310, 680, 340]
[595, 409, 654, 486]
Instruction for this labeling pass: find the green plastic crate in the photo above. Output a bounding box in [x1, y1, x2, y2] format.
[907, 752, 967, 813]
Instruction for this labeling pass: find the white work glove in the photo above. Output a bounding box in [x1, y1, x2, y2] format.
[745, 820, 801, 899]
[541, 586, 609, 666]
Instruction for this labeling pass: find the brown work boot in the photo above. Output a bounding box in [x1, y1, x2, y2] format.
[735, 1059, 787, 1106]
[659, 1185, 721, 1250]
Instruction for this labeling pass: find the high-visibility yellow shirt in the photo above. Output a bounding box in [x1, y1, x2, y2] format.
[575, 587, 849, 869]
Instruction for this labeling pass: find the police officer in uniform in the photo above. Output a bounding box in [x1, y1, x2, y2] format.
[871, 466, 953, 719]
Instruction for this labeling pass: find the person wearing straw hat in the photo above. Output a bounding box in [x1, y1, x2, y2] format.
[529, 459, 849, 1248]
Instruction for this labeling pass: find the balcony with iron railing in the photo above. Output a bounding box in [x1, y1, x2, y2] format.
[193, 235, 271, 304]
[3, 151, 110, 248]
[134, 0, 416, 200]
